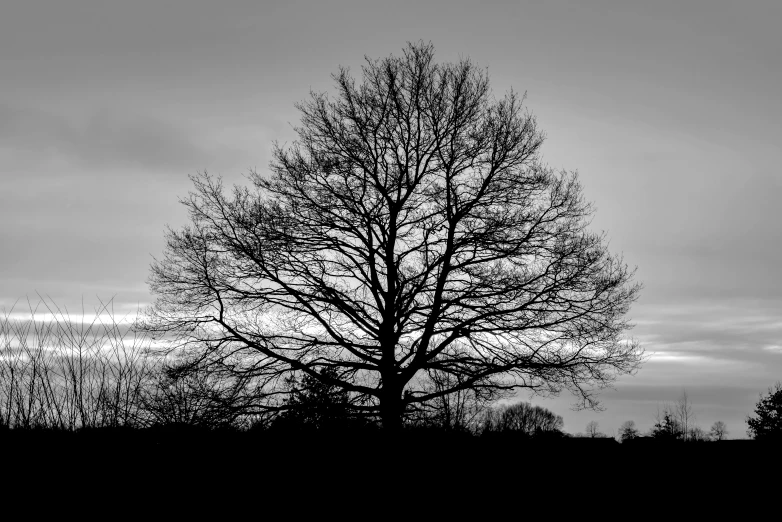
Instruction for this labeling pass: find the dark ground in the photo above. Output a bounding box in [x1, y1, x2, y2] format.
[1, 427, 777, 514]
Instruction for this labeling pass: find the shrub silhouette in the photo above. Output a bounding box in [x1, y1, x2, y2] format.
[272, 368, 365, 432]
[139, 359, 262, 430]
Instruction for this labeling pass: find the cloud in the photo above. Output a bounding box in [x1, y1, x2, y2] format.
[622, 299, 782, 412]
[0, 103, 224, 173]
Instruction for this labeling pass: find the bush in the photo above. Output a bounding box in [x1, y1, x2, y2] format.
[139, 359, 263, 429]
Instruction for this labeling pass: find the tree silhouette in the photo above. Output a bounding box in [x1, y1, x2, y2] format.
[585, 420, 603, 438]
[481, 401, 563, 437]
[709, 421, 728, 441]
[273, 367, 359, 431]
[144, 41, 643, 431]
[618, 420, 639, 442]
[651, 409, 682, 441]
[673, 390, 696, 441]
[747, 382, 782, 440]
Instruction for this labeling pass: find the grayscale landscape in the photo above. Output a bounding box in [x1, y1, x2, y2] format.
[1, 1, 780, 504]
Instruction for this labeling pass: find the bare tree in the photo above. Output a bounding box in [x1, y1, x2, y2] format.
[143, 41, 643, 431]
[585, 420, 602, 438]
[481, 401, 563, 436]
[709, 420, 728, 441]
[618, 420, 639, 442]
[674, 390, 696, 442]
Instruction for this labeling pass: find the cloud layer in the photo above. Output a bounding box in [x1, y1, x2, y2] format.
[3, 0, 780, 436]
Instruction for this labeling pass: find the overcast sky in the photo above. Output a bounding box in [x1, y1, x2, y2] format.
[2, 0, 780, 437]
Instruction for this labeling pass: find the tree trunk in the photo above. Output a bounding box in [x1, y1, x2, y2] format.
[379, 381, 404, 433]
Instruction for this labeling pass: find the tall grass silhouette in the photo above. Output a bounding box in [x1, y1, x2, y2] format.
[0, 297, 155, 430]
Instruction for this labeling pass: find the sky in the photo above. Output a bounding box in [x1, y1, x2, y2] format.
[2, 0, 780, 437]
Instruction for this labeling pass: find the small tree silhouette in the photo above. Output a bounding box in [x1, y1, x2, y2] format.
[747, 382, 782, 440]
[673, 390, 696, 441]
[709, 421, 728, 441]
[275, 368, 359, 431]
[585, 421, 603, 438]
[650, 410, 682, 441]
[618, 420, 639, 442]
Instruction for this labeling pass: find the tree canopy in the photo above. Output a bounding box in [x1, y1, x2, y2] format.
[145, 41, 643, 430]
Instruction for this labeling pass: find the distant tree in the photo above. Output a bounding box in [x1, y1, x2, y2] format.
[688, 426, 708, 442]
[709, 420, 728, 441]
[585, 420, 603, 438]
[143, 40, 644, 431]
[747, 382, 782, 440]
[650, 408, 682, 441]
[482, 401, 564, 437]
[618, 420, 639, 442]
[673, 390, 696, 441]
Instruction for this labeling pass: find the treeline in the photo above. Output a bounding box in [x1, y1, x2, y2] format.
[576, 392, 732, 443]
[3, 299, 782, 446]
[582, 386, 782, 443]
